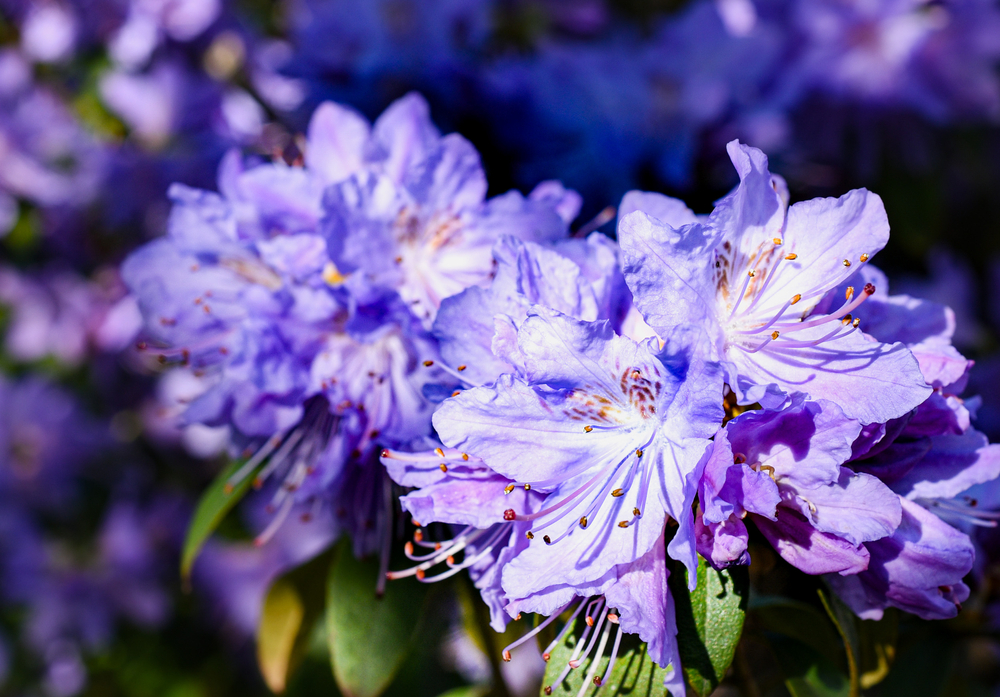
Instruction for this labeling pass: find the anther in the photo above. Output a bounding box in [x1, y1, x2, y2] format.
[785, 253, 797, 260]
[502, 650, 511, 662]
[503, 509, 516, 521]
[611, 489, 624, 497]
[544, 687, 552, 695]
[586, 616, 595, 627]
[841, 314, 852, 325]
[845, 286, 855, 300]
[439, 464, 448, 472]
[435, 448, 445, 457]
[579, 516, 588, 528]
[543, 535, 552, 544]
[618, 521, 628, 528]
[504, 484, 516, 495]
[404, 542, 413, 555]
[860, 253, 869, 262]
[608, 613, 619, 623]
[748, 270, 756, 278]
[853, 318, 860, 328]
[526, 531, 534, 540]
[773, 237, 783, 245]
[790, 293, 801, 304]
[423, 360, 434, 367]
[457, 365, 467, 371]
[524, 484, 531, 491]
[771, 330, 779, 340]
[864, 283, 876, 295]
[633, 507, 641, 516]
[415, 568, 425, 580]
[451, 391, 461, 397]
[462, 453, 470, 461]
[446, 555, 455, 565]
[594, 677, 603, 686]
[414, 529, 424, 542]
[635, 449, 643, 458]
[843, 259, 851, 267]
[584, 426, 593, 433]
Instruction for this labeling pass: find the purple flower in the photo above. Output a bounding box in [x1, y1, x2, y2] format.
[619, 141, 931, 424]
[381, 446, 686, 696]
[432, 308, 720, 602]
[697, 397, 901, 575]
[783, 0, 1000, 121]
[432, 232, 624, 385]
[322, 134, 578, 327]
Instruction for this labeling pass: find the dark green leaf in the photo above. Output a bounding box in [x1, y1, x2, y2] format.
[768, 635, 851, 697]
[540, 611, 671, 697]
[326, 538, 429, 697]
[669, 556, 749, 696]
[750, 596, 843, 664]
[181, 457, 261, 581]
[817, 589, 860, 697]
[858, 609, 898, 690]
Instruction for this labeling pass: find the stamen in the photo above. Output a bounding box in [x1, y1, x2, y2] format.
[542, 599, 587, 661]
[500, 603, 570, 661]
[600, 623, 625, 687]
[577, 619, 613, 697]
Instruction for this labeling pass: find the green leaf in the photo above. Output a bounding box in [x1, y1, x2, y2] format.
[858, 609, 898, 690]
[768, 635, 850, 697]
[257, 553, 331, 693]
[258, 578, 305, 693]
[539, 611, 671, 697]
[750, 596, 843, 665]
[817, 589, 860, 697]
[326, 538, 429, 697]
[180, 458, 261, 581]
[669, 556, 749, 696]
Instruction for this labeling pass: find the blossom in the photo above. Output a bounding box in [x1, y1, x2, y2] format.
[432, 232, 625, 385]
[697, 397, 901, 574]
[323, 137, 579, 326]
[432, 309, 720, 599]
[619, 140, 931, 424]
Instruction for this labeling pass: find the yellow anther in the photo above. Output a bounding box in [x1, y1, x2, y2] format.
[771, 330, 780, 340]
[845, 286, 854, 300]
[860, 253, 869, 262]
[618, 521, 629, 528]
[633, 507, 641, 516]
[785, 253, 798, 260]
[853, 318, 860, 328]
[423, 360, 434, 367]
[579, 516, 588, 528]
[842, 314, 853, 325]
[748, 269, 756, 278]
[322, 261, 347, 286]
[457, 365, 467, 371]
[790, 294, 801, 304]
[843, 259, 851, 267]
[434, 448, 445, 457]
[584, 425, 593, 433]
[461, 453, 469, 461]
[504, 484, 515, 495]
[526, 531, 534, 540]
[611, 488, 624, 497]
[773, 237, 783, 245]
[439, 464, 448, 472]
[635, 449, 643, 458]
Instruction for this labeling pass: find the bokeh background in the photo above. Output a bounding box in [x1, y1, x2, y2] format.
[4, 1, 1000, 695]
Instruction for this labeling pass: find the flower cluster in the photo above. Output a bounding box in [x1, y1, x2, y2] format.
[121, 85, 1000, 693]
